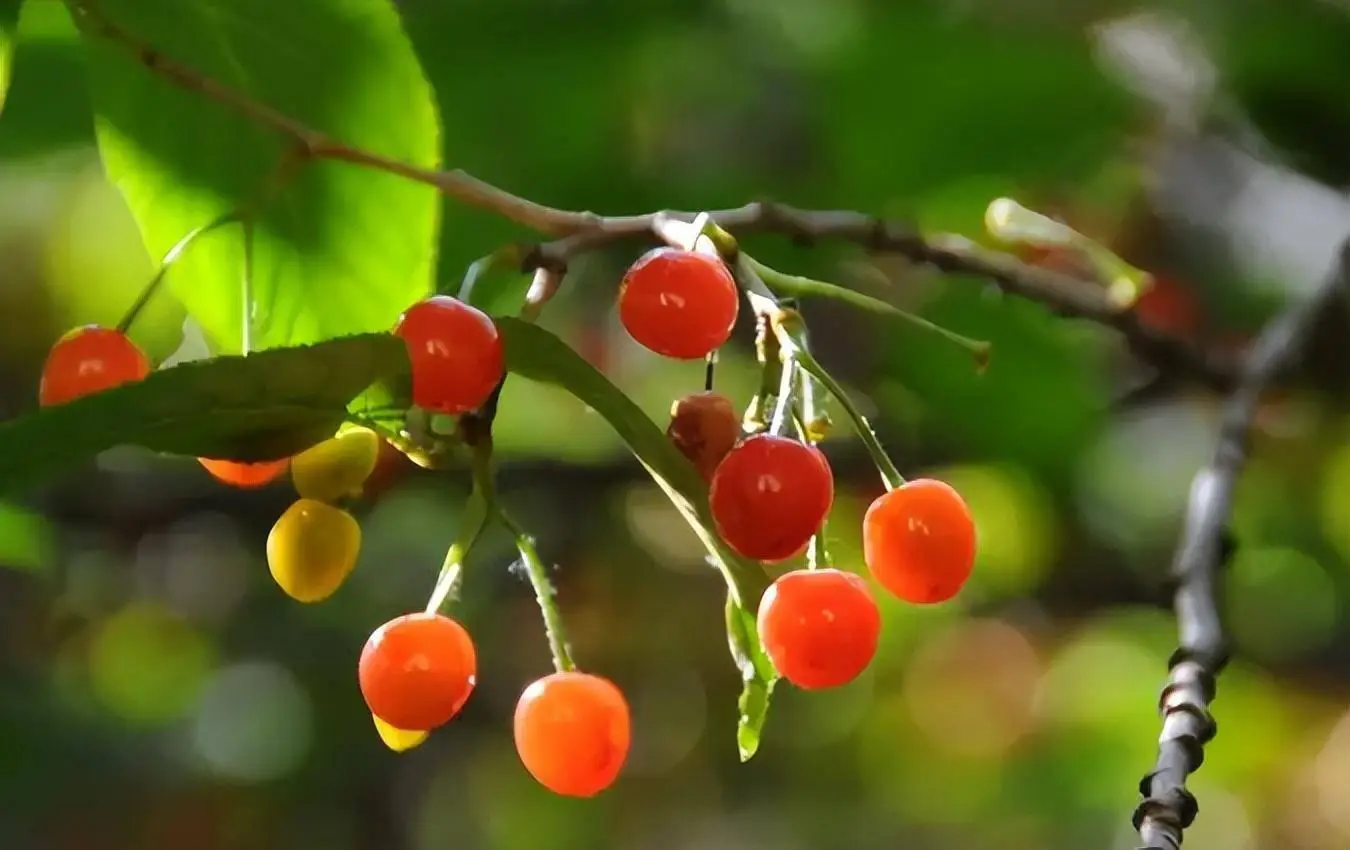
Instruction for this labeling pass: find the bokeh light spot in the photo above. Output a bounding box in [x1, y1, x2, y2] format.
[930, 462, 1057, 599]
[901, 618, 1042, 758]
[87, 602, 215, 725]
[1225, 545, 1337, 663]
[190, 661, 313, 783]
[625, 665, 709, 775]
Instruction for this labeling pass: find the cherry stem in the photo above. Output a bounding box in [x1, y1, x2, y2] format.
[115, 211, 241, 334]
[807, 522, 831, 571]
[504, 513, 576, 674]
[767, 355, 797, 438]
[774, 321, 906, 491]
[705, 350, 717, 392]
[463, 419, 575, 674]
[424, 483, 488, 615]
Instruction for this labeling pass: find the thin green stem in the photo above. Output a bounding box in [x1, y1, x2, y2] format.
[767, 356, 797, 437]
[116, 211, 241, 334]
[777, 326, 905, 491]
[501, 511, 576, 673]
[747, 256, 990, 367]
[807, 520, 831, 570]
[465, 432, 575, 673]
[424, 484, 488, 615]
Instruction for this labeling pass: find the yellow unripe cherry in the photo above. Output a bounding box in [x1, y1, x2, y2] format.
[266, 499, 361, 603]
[372, 713, 429, 752]
[290, 424, 381, 502]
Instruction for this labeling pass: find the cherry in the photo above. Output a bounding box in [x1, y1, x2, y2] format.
[617, 247, 739, 360]
[756, 568, 881, 689]
[667, 391, 742, 482]
[393, 295, 505, 414]
[39, 325, 152, 407]
[198, 457, 289, 489]
[359, 612, 477, 731]
[266, 499, 362, 603]
[513, 671, 630, 797]
[709, 434, 833, 563]
[863, 478, 976, 604]
[291, 424, 382, 502]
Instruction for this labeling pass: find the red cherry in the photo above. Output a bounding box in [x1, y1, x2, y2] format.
[393, 295, 505, 415]
[198, 457, 290, 489]
[709, 434, 834, 563]
[513, 671, 630, 797]
[617, 247, 739, 360]
[666, 391, 742, 483]
[359, 612, 477, 731]
[863, 478, 976, 604]
[39, 325, 151, 407]
[756, 568, 881, 689]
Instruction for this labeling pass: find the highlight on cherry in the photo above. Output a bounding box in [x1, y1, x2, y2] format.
[28, 209, 992, 798]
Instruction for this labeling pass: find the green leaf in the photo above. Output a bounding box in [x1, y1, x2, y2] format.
[78, 0, 440, 353]
[0, 333, 409, 494]
[0, 0, 22, 116]
[725, 594, 778, 762]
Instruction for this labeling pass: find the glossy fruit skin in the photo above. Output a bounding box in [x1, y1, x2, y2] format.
[709, 434, 834, 563]
[667, 391, 742, 482]
[266, 499, 362, 603]
[359, 612, 477, 732]
[757, 568, 881, 689]
[617, 247, 739, 360]
[198, 457, 290, 489]
[863, 478, 977, 604]
[393, 295, 504, 415]
[39, 325, 151, 407]
[291, 424, 381, 501]
[371, 713, 429, 753]
[513, 671, 630, 797]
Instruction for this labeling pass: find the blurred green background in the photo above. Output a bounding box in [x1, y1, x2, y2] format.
[5, 0, 1350, 848]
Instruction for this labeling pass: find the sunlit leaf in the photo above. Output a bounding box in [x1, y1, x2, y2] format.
[0, 0, 21, 117]
[79, 0, 440, 352]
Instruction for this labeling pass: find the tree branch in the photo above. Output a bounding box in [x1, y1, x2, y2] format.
[1133, 241, 1350, 850]
[65, 0, 1236, 391]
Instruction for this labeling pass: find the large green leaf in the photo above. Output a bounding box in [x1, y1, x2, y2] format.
[0, 0, 22, 116]
[496, 317, 779, 758]
[77, 0, 440, 353]
[0, 333, 408, 493]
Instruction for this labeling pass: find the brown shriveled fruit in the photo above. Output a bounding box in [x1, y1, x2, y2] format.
[666, 391, 741, 483]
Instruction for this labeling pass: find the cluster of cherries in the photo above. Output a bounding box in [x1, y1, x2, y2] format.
[619, 248, 978, 693]
[33, 242, 976, 798]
